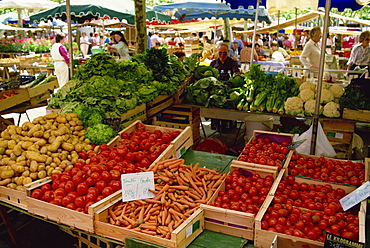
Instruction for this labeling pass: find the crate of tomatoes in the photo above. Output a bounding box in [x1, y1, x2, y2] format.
[200, 161, 282, 240]
[286, 153, 367, 187]
[254, 171, 366, 248]
[26, 121, 192, 232]
[237, 130, 294, 173]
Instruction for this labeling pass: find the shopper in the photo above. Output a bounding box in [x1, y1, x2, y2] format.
[299, 27, 322, 69]
[231, 33, 244, 50]
[107, 31, 130, 60]
[79, 32, 90, 58]
[51, 33, 70, 89]
[240, 43, 258, 64]
[210, 43, 239, 74]
[254, 43, 266, 58]
[283, 35, 293, 50]
[346, 30, 370, 77]
[270, 42, 290, 61]
[229, 41, 241, 65]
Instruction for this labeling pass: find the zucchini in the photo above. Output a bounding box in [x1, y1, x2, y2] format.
[28, 72, 47, 88]
[35, 75, 57, 87]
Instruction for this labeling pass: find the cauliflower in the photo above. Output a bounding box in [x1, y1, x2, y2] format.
[299, 82, 316, 92]
[299, 89, 315, 102]
[304, 99, 323, 116]
[320, 89, 334, 103]
[284, 97, 304, 116]
[323, 102, 341, 118]
[329, 84, 345, 98]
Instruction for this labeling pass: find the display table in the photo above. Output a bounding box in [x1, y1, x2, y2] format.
[254, 60, 290, 68]
[18, 65, 54, 76]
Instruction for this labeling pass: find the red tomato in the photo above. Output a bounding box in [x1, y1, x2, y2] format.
[120, 132, 130, 139]
[108, 180, 121, 191]
[161, 133, 173, 143]
[43, 191, 55, 202]
[41, 184, 52, 193]
[62, 196, 73, 206]
[110, 170, 121, 180]
[54, 188, 66, 198]
[95, 180, 107, 192]
[76, 182, 88, 195]
[64, 181, 75, 193]
[102, 187, 113, 197]
[101, 171, 111, 182]
[75, 196, 86, 208]
[31, 189, 43, 199]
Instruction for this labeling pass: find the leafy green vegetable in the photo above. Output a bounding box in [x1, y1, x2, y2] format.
[85, 124, 117, 145]
[194, 66, 219, 80]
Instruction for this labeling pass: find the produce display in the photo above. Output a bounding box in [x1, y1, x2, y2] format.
[288, 153, 365, 187]
[238, 137, 290, 170]
[47, 50, 194, 145]
[0, 89, 19, 100]
[340, 79, 370, 111]
[210, 169, 274, 215]
[29, 122, 183, 212]
[261, 175, 360, 242]
[106, 158, 226, 239]
[0, 113, 93, 190]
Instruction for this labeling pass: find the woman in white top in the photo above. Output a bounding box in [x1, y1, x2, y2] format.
[300, 27, 322, 69]
[107, 31, 130, 60]
[346, 30, 370, 77]
[51, 33, 70, 89]
[80, 32, 90, 58]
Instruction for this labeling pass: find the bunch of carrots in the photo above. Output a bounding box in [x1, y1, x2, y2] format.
[107, 158, 226, 239]
[0, 90, 19, 100]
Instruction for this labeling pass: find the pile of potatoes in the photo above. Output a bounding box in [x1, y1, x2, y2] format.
[0, 112, 93, 190]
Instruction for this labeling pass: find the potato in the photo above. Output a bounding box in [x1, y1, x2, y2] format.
[16, 185, 24, 191]
[22, 170, 30, 177]
[0, 147, 5, 155]
[47, 167, 54, 176]
[15, 176, 24, 185]
[0, 178, 11, 186]
[23, 177, 32, 185]
[44, 112, 58, 119]
[7, 183, 17, 189]
[29, 172, 38, 180]
[7, 140, 16, 150]
[10, 134, 21, 143]
[56, 116, 67, 124]
[7, 125, 17, 135]
[0, 168, 14, 179]
[21, 121, 33, 131]
[43, 132, 51, 140]
[0, 140, 8, 149]
[26, 151, 47, 163]
[65, 164, 73, 171]
[27, 145, 39, 152]
[74, 126, 84, 131]
[58, 153, 67, 161]
[33, 131, 44, 138]
[11, 163, 25, 173]
[27, 124, 41, 137]
[40, 146, 48, 154]
[49, 162, 57, 168]
[30, 160, 38, 172]
[21, 141, 33, 150]
[48, 136, 63, 152]
[61, 142, 74, 151]
[12, 145, 22, 156]
[67, 113, 78, 119]
[53, 157, 61, 165]
[38, 170, 46, 179]
[1, 130, 11, 139]
[52, 169, 62, 174]
[45, 157, 52, 165]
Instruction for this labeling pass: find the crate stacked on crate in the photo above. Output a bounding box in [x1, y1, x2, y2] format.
[152, 104, 201, 148]
[173, 75, 193, 104]
[24, 79, 59, 105]
[254, 168, 366, 248]
[322, 119, 356, 159]
[0, 87, 30, 112]
[146, 95, 174, 120]
[199, 161, 281, 240]
[119, 103, 146, 128]
[236, 130, 295, 174]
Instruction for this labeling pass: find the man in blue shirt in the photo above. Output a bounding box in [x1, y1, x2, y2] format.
[230, 34, 244, 50]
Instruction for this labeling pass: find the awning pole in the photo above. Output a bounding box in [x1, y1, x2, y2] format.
[66, 0, 73, 79]
[250, 0, 260, 67]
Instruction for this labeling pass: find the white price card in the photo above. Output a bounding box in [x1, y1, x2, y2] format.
[339, 181, 370, 211]
[121, 171, 155, 202]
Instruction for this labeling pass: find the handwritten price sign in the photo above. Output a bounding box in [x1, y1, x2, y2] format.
[339, 181, 370, 211]
[121, 171, 155, 202]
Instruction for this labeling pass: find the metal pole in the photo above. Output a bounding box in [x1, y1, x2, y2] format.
[250, 0, 260, 67]
[66, 0, 73, 79]
[310, 0, 330, 155]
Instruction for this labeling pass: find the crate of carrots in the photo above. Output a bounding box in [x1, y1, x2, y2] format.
[94, 158, 227, 248]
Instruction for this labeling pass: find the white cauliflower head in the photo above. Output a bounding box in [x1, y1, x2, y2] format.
[299, 89, 315, 102]
[284, 97, 304, 116]
[304, 99, 323, 116]
[329, 84, 345, 98]
[323, 102, 341, 118]
[320, 89, 334, 103]
[299, 82, 316, 92]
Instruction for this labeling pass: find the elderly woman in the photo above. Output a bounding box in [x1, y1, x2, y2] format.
[346, 30, 370, 77]
[299, 27, 322, 69]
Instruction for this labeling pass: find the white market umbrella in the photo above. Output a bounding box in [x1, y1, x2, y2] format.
[0, 0, 58, 27]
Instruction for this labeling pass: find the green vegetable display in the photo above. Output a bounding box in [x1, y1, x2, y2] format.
[28, 72, 47, 88]
[85, 124, 117, 145]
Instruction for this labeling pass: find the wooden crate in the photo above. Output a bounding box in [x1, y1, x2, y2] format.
[26, 182, 122, 232]
[24, 79, 59, 98]
[254, 170, 365, 248]
[94, 194, 204, 248]
[146, 95, 174, 119]
[108, 120, 193, 157]
[120, 103, 147, 128]
[322, 129, 353, 144]
[200, 162, 280, 240]
[342, 108, 370, 122]
[0, 186, 28, 210]
[269, 235, 322, 248]
[0, 88, 30, 112]
[173, 76, 193, 104]
[29, 91, 50, 105]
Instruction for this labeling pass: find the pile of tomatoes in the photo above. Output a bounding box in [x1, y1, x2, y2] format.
[211, 169, 274, 215]
[288, 153, 365, 187]
[261, 175, 360, 242]
[30, 122, 182, 213]
[238, 137, 290, 170]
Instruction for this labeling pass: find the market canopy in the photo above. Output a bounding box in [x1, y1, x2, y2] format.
[0, 0, 58, 9]
[222, 0, 369, 12]
[153, 1, 271, 24]
[149, 17, 248, 29]
[29, 0, 171, 25]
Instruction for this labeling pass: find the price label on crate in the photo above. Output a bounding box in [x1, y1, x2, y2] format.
[324, 232, 365, 248]
[121, 171, 155, 202]
[339, 181, 370, 211]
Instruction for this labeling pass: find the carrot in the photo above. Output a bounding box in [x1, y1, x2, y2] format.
[199, 167, 218, 174]
[158, 174, 172, 183]
[212, 176, 224, 189]
[145, 199, 163, 205]
[143, 203, 153, 216]
[202, 178, 208, 192]
[178, 198, 197, 208]
[168, 220, 174, 234]
[193, 162, 200, 171]
[186, 174, 202, 196]
[179, 172, 190, 182]
[160, 191, 166, 204]
[206, 190, 214, 202]
[169, 208, 181, 222]
[141, 230, 157, 236]
[164, 169, 174, 178]
[211, 174, 222, 180]
[134, 206, 143, 216]
[194, 199, 207, 204]
[169, 185, 189, 190]
[118, 216, 130, 226]
[169, 208, 185, 219]
[165, 209, 172, 225]
[138, 206, 145, 224]
[184, 195, 194, 203]
[109, 208, 118, 221]
[185, 190, 201, 200]
[140, 223, 157, 231]
[154, 184, 170, 200]
[174, 219, 184, 229]
[168, 192, 177, 202]
[175, 175, 185, 185]
[150, 163, 159, 173]
[109, 218, 115, 225]
[195, 181, 203, 187]
[121, 214, 137, 227]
